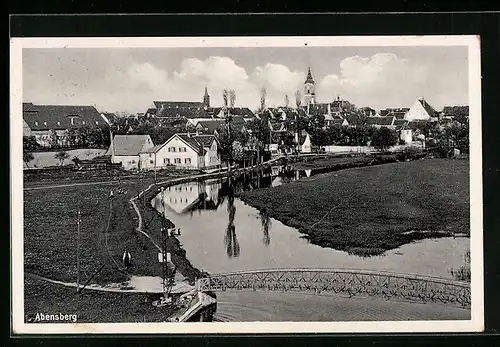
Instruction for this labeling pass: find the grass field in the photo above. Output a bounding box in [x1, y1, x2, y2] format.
[23, 173, 201, 286]
[24, 277, 178, 323]
[291, 155, 373, 171]
[238, 158, 469, 256]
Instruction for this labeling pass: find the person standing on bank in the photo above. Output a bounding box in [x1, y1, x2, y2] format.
[123, 249, 132, 269]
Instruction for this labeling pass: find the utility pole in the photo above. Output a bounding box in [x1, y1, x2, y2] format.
[76, 210, 81, 293]
[154, 152, 157, 186]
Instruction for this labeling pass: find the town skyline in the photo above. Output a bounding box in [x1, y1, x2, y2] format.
[23, 46, 469, 114]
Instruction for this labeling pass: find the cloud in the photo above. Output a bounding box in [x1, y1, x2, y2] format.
[124, 62, 169, 92]
[319, 53, 429, 109]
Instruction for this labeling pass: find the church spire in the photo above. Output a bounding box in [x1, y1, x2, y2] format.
[203, 85, 210, 108]
[305, 65, 315, 84]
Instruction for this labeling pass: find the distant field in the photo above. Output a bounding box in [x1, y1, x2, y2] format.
[239, 158, 470, 256]
[24, 148, 107, 168]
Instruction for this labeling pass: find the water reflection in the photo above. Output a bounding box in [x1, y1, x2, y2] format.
[224, 178, 240, 258]
[152, 165, 328, 258]
[259, 211, 272, 246]
[153, 165, 316, 219]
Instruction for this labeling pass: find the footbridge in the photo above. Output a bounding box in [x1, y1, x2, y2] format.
[196, 268, 471, 309]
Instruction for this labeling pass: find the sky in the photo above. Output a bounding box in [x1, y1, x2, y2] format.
[23, 46, 469, 113]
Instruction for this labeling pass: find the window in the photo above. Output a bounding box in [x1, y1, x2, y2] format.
[169, 147, 176, 152]
[132, 160, 136, 164]
[164, 158, 170, 164]
[179, 147, 187, 152]
[150, 160, 154, 164]
[174, 158, 181, 164]
[149, 153, 152, 158]
[185, 158, 191, 164]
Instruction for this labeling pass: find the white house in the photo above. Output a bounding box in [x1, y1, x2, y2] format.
[140, 133, 220, 171]
[300, 133, 313, 153]
[404, 98, 439, 121]
[106, 134, 154, 170]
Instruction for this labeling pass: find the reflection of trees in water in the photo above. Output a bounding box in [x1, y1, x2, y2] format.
[224, 183, 240, 258]
[259, 211, 272, 246]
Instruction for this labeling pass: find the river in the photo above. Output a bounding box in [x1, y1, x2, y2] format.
[151, 165, 469, 280]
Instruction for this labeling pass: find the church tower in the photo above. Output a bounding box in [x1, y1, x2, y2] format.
[203, 86, 210, 109]
[303, 66, 316, 105]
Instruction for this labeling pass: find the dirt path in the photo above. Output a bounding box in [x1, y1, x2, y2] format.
[24, 272, 195, 294]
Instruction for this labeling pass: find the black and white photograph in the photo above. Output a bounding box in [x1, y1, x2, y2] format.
[10, 36, 483, 334]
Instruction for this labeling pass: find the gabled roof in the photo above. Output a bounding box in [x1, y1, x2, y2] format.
[195, 120, 225, 134]
[144, 108, 157, 117]
[23, 104, 106, 131]
[418, 99, 438, 118]
[211, 107, 255, 118]
[387, 111, 407, 119]
[192, 134, 217, 148]
[108, 135, 153, 156]
[176, 134, 207, 155]
[23, 102, 38, 112]
[366, 116, 395, 126]
[328, 118, 348, 126]
[307, 103, 329, 116]
[394, 119, 409, 129]
[380, 107, 410, 116]
[156, 106, 211, 118]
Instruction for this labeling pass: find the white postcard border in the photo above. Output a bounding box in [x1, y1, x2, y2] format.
[10, 35, 483, 334]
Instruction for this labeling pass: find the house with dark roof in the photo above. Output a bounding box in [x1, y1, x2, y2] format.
[365, 116, 396, 128]
[404, 98, 439, 121]
[193, 120, 225, 136]
[380, 108, 410, 117]
[106, 134, 154, 170]
[139, 133, 220, 171]
[23, 103, 109, 147]
[210, 107, 255, 119]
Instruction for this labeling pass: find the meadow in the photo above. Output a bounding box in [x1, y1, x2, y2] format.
[239, 158, 470, 256]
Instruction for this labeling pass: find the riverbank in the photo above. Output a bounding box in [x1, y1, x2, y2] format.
[238, 158, 469, 257]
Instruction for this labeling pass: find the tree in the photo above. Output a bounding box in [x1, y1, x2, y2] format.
[284, 94, 290, 109]
[309, 114, 325, 130]
[371, 127, 398, 151]
[260, 87, 267, 111]
[65, 128, 79, 148]
[49, 130, 59, 148]
[232, 140, 244, 163]
[55, 151, 70, 167]
[23, 136, 40, 151]
[72, 156, 81, 166]
[223, 89, 229, 109]
[23, 151, 34, 168]
[278, 132, 295, 155]
[295, 90, 301, 109]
